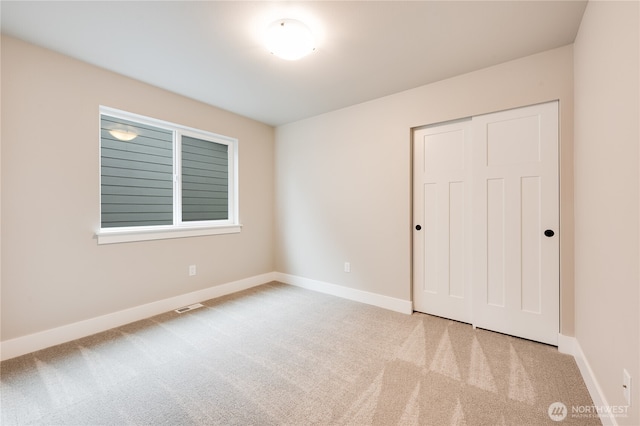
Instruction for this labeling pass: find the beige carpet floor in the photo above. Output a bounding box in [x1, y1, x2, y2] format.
[1, 282, 598, 425]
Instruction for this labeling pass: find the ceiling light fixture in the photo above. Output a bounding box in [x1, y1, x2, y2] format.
[108, 129, 138, 141]
[264, 18, 316, 61]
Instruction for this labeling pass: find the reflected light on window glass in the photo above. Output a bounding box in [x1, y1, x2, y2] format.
[108, 129, 138, 141]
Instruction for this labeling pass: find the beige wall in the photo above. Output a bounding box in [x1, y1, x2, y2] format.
[1, 37, 578, 343]
[275, 45, 576, 334]
[0, 36, 275, 341]
[574, 1, 639, 424]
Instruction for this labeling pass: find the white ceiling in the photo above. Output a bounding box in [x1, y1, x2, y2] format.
[1, 1, 587, 126]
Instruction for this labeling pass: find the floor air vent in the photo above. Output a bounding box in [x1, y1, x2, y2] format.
[175, 303, 204, 314]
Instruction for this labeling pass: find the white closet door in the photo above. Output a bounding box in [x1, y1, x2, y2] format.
[471, 101, 559, 345]
[413, 101, 559, 346]
[413, 119, 472, 324]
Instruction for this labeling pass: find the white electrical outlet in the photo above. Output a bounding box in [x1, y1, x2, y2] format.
[344, 262, 351, 273]
[623, 369, 631, 406]
[189, 265, 197, 276]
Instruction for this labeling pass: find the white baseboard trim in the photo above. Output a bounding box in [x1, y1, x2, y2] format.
[0, 272, 276, 361]
[559, 334, 619, 426]
[574, 339, 621, 426]
[274, 272, 413, 315]
[557, 333, 575, 355]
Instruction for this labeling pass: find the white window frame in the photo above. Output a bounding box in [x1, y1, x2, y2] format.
[96, 106, 240, 244]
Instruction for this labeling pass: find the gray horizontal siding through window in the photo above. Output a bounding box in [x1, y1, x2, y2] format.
[101, 116, 173, 228]
[182, 136, 228, 221]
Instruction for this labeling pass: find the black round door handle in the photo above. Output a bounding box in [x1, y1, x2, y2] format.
[544, 229, 555, 237]
[415, 225, 422, 231]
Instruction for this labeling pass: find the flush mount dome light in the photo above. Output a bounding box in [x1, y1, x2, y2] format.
[265, 18, 316, 60]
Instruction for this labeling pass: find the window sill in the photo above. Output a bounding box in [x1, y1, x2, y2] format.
[96, 224, 242, 245]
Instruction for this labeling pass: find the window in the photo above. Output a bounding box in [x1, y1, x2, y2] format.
[97, 107, 239, 244]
